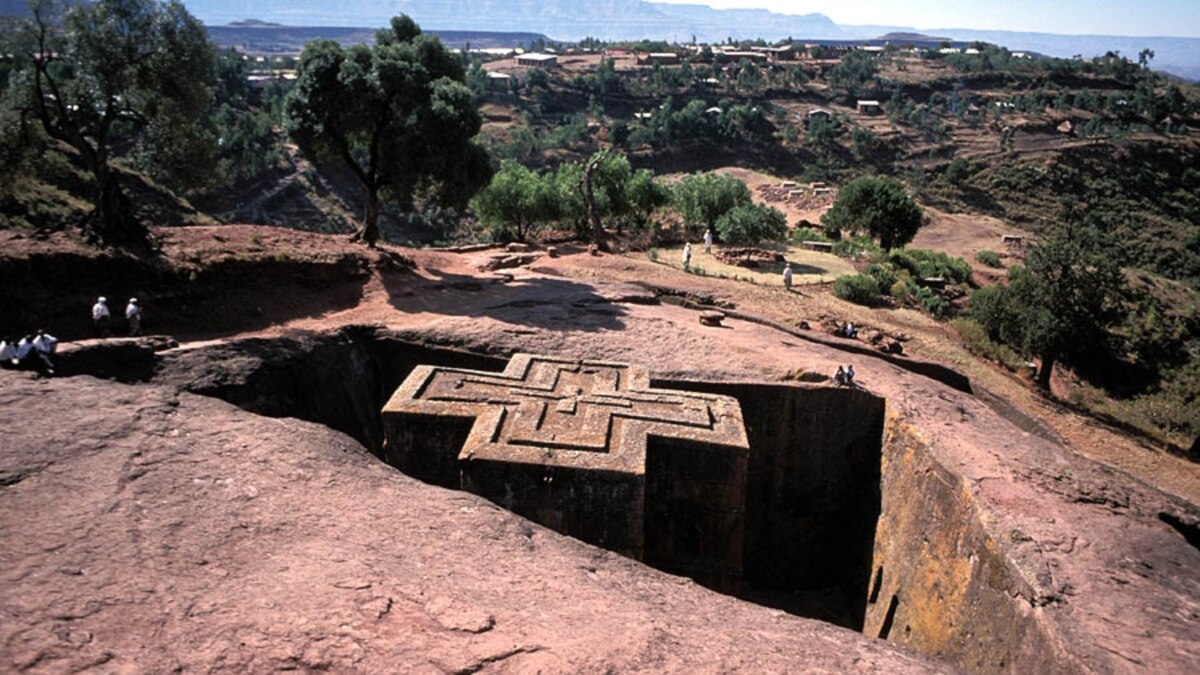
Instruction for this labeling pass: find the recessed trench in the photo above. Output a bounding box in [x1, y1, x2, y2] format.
[77, 326, 1072, 673]
[138, 328, 884, 630]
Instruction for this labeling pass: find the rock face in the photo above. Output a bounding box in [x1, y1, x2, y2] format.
[0, 372, 948, 673]
[382, 354, 751, 586]
[33, 324, 1200, 674]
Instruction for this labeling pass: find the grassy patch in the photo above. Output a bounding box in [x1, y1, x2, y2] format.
[976, 250, 1003, 268]
[953, 318, 1024, 370]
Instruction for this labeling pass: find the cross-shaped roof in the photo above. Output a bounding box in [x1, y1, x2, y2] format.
[383, 354, 749, 475]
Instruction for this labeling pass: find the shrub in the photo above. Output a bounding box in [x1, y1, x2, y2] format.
[864, 263, 898, 291]
[833, 273, 882, 305]
[914, 284, 949, 317]
[976, 250, 1003, 268]
[792, 227, 830, 244]
[953, 318, 1024, 369]
[832, 235, 881, 258]
[890, 248, 972, 284]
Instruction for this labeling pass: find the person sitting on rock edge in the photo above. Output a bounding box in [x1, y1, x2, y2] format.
[0, 337, 18, 367]
[834, 365, 846, 386]
[32, 330, 57, 374]
[14, 335, 51, 375]
[846, 364, 856, 387]
[92, 296, 111, 337]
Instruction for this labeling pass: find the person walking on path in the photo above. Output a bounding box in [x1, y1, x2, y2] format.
[126, 298, 143, 336]
[92, 296, 111, 337]
[682, 242, 692, 270]
[782, 263, 793, 291]
[703, 229, 713, 254]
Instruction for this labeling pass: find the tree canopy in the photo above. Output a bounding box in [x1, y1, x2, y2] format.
[285, 15, 492, 246]
[19, 0, 215, 246]
[471, 160, 558, 242]
[971, 223, 1128, 388]
[715, 203, 787, 247]
[822, 176, 924, 250]
[672, 172, 752, 237]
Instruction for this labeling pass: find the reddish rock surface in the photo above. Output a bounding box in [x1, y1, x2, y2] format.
[0, 372, 949, 673]
[4, 226, 1200, 674]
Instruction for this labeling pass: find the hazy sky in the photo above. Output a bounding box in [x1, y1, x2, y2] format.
[650, 0, 1200, 37]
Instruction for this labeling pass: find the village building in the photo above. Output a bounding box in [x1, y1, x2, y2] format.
[638, 52, 681, 66]
[804, 108, 833, 126]
[515, 53, 559, 68]
[764, 45, 799, 62]
[717, 50, 768, 64]
[856, 100, 882, 115]
[486, 71, 513, 90]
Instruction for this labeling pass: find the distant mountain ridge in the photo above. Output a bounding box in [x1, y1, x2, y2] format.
[176, 1, 844, 40]
[1, 1, 1195, 79]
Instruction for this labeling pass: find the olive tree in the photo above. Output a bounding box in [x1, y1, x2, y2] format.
[715, 203, 787, 247]
[22, 0, 215, 246]
[822, 176, 924, 250]
[971, 223, 1127, 389]
[672, 172, 752, 238]
[285, 15, 492, 246]
[471, 160, 558, 242]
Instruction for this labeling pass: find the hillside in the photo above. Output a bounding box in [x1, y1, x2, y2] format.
[4, 8, 1200, 673]
[205, 24, 551, 52]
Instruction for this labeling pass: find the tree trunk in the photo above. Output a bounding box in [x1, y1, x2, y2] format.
[1036, 355, 1056, 390]
[353, 187, 381, 248]
[581, 153, 605, 247]
[84, 164, 143, 248]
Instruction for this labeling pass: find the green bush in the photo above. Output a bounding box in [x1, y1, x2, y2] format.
[913, 284, 949, 317]
[792, 227, 830, 243]
[832, 235, 881, 258]
[976, 250, 1003, 268]
[833, 273, 882, 305]
[953, 318, 1024, 369]
[864, 263, 898, 291]
[890, 248, 972, 284]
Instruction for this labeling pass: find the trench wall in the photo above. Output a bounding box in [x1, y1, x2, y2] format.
[866, 414, 1072, 674]
[143, 330, 1075, 672]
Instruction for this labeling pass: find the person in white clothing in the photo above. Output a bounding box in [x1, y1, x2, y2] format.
[31, 330, 57, 373]
[782, 263, 793, 291]
[14, 335, 34, 361]
[0, 338, 18, 366]
[682, 242, 692, 270]
[32, 330, 57, 355]
[92, 296, 111, 337]
[126, 298, 143, 336]
[703, 229, 713, 254]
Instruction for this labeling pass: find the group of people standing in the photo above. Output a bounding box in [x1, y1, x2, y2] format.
[92, 296, 143, 337]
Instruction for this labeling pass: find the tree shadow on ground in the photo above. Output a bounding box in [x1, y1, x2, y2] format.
[381, 267, 630, 333]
